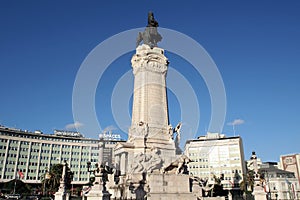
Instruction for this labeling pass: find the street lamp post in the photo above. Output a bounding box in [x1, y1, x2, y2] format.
[84, 137, 112, 200]
[44, 168, 51, 196]
[86, 161, 111, 199]
[98, 134, 105, 166]
[13, 170, 19, 194]
[13, 178, 16, 194]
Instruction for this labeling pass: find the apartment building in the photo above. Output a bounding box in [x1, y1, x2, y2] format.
[185, 133, 246, 189]
[0, 125, 124, 185]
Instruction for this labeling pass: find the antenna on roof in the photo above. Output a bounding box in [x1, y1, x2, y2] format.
[232, 124, 236, 137]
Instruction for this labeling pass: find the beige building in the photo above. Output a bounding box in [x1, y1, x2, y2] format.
[184, 133, 246, 189]
[0, 125, 124, 185]
[279, 153, 300, 185]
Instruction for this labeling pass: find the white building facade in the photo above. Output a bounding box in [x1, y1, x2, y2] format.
[0, 125, 123, 185]
[184, 133, 246, 189]
[260, 163, 300, 200]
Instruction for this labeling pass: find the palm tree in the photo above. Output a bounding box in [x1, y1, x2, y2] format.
[41, 164, 73, 195]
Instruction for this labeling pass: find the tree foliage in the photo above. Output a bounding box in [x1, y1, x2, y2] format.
[41, 163, 73, 194]
[240, 170, 255, 193]
[211, 174, 227, 197]
[2, 179, 31, 195]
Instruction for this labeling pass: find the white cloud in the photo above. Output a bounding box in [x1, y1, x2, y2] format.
[65, 121, 84, 130]
[102, 125, 117, 133]
[227, 119, 245, 126]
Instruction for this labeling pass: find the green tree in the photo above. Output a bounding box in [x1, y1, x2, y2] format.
[2, 179, 31, 195]
[211, 174, 227, 197]
[41, 163, 73, 195]
[240, 170, 255, 197]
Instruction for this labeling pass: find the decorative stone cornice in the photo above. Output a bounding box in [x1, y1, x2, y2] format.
[131, 44, 168, 75]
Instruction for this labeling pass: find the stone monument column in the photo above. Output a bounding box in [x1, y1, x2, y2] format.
[120, 153, 126, 175]
[54, 161, 70, 200]
[130, 45, 169, 129]
[251, 152, 267, 200]
[128, 44, 176, 161]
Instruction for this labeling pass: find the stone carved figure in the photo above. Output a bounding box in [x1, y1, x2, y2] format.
[251, 152, 258, 173]
[167, 122, 182, 144]
[248, 151, 265, 189]
[247, 151, 260, 178]
[163, 155, 190, 174]
[131, 44, 169, 76]
[130, 152, 146, 173]
[168, 125, 174, 140]
[129, 148, 163, 174]
[137, 122, 148, 138]
[128, 122, 149, 142]
[136, 12, 162, 48]
[191, 177, 213, 198]
[248, 152, 267, 200]
[174, 122, 182, 147]
[146, 148, 163, 172]
[192, 177, 214, 196]
[173, 122, 182, 154]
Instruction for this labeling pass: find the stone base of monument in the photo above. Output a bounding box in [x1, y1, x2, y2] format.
[54, 191, 70, 200]
[147, 173, 196, 200]
[85, 184, 111, 200]
[85, 192, 110, 200]
[202, 197, 225, 200]
[252, 185, 267, 200]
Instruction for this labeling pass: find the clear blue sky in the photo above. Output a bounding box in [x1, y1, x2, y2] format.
[1, 1, 299, 162]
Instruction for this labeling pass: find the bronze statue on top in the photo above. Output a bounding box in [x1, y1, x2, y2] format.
[147, 11, 159, 27]
[136, 12, 162, 48]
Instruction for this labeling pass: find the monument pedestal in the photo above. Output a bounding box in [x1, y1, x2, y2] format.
[85, 189, 110, 200]
[54, 191, 70, 200]
[252, 185, 267, 200]
[85, 176, 111, 200]
[147, 173, 196, 200]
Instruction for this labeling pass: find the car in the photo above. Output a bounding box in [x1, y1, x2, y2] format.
[25, 195, 40, 200]
[5, 194, 21, 200]
[39, 197, 53, 200]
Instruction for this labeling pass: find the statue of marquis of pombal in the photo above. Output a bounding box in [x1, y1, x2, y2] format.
[136, 11, 162, 48]
[105, 12, 201, 200]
